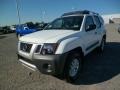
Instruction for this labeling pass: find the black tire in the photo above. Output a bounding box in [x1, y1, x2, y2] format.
[65, 51, 82, 83]
[98, 38, 106, 53]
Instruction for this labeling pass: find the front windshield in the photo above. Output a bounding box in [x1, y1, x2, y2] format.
[45, 16, 84, 30]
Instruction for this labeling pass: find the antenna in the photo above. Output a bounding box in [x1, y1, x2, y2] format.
[15, 0, 21, 26]
[42, 11, 46, 22]
[71, 7, 75, 10]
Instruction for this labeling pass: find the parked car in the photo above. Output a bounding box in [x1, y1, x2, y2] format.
[1, 26, 13, 34]
[0, 27, 3, 33]
[16, 24, 38, 39]
[10, 25, 16, 33]
[16, 22, 48, 39]
[35, 22, 48, 30]
[0, 25, 16, 34]
[18, 10, 106, 82]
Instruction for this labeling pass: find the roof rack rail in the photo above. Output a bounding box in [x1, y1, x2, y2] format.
[62, 10, 99, 16]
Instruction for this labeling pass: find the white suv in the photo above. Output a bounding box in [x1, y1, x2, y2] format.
[18, 10, 106, 82]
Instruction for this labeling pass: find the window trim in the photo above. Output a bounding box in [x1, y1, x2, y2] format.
[85, 15, 95, 32]
[94, 15, 101, 28]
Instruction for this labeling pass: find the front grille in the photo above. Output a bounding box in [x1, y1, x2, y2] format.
[20, 42, 32, 53]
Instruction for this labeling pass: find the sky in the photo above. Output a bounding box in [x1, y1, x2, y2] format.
[0, 0, 120, 26]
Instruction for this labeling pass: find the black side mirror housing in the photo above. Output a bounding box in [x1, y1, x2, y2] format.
[86, 24, 96, 31]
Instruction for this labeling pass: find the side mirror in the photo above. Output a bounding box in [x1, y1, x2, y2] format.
[86, 24, 96, 31]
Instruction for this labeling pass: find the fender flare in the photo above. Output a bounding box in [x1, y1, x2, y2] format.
[55, 37, 85, 55]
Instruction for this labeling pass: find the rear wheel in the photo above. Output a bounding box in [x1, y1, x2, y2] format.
[65, 51, 82, 83]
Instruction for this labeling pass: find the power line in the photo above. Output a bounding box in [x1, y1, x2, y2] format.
[15, 0, 21, 25]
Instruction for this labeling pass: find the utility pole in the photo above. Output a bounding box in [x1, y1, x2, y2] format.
[15, 0, 21, 25]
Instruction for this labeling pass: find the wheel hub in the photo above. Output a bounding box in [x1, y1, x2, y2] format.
[69, 59, 80, 77]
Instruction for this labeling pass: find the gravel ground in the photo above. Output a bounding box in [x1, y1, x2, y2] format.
[0, 24, 120, 90]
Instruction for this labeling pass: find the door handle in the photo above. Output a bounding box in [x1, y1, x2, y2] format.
[95, 32, 97, 34]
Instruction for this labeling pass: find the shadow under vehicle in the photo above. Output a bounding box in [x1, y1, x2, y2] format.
[74, 42, 120, 85]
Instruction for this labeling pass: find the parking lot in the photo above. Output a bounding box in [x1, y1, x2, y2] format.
[0, 24, 120, 90]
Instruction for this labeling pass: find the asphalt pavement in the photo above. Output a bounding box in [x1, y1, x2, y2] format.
[0, 24, 120, 90]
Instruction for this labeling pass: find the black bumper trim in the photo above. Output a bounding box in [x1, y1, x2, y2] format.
[18, 52, 68, 75]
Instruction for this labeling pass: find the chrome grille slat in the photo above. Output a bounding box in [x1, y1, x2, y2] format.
[35, 45, 41, 53]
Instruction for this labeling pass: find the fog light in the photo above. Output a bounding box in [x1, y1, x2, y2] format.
[43, 64, 52, 72]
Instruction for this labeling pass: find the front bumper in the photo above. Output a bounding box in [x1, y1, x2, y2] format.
[18, 52, 68, 75]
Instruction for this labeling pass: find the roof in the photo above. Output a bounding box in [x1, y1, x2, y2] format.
[62, 10, 99, 17]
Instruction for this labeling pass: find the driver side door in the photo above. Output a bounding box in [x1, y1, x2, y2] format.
[84, 16, 98, 53]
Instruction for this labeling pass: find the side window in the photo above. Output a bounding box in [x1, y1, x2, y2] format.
[99, 16, 104, 25]
[85, 16, 94, 31]
[94, 16, 101, 28]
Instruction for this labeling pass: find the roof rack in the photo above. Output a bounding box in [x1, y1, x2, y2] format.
[62, 10, 99, 16]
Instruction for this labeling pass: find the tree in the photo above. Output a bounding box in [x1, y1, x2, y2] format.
[25, 22, 35, 29]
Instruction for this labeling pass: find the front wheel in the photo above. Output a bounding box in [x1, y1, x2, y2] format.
[65, 52, 82, 83]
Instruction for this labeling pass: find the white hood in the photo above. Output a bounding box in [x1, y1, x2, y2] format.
[19, 30, 78, 43]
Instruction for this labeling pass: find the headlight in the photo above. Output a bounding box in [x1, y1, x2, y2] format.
[41, 43, 58, 55]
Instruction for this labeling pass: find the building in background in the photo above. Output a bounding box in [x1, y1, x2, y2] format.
[102, 14, 120, 24]
[112, 18, 120, 24]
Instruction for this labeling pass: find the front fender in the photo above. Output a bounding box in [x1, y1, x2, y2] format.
[55, 37, 85, 54]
